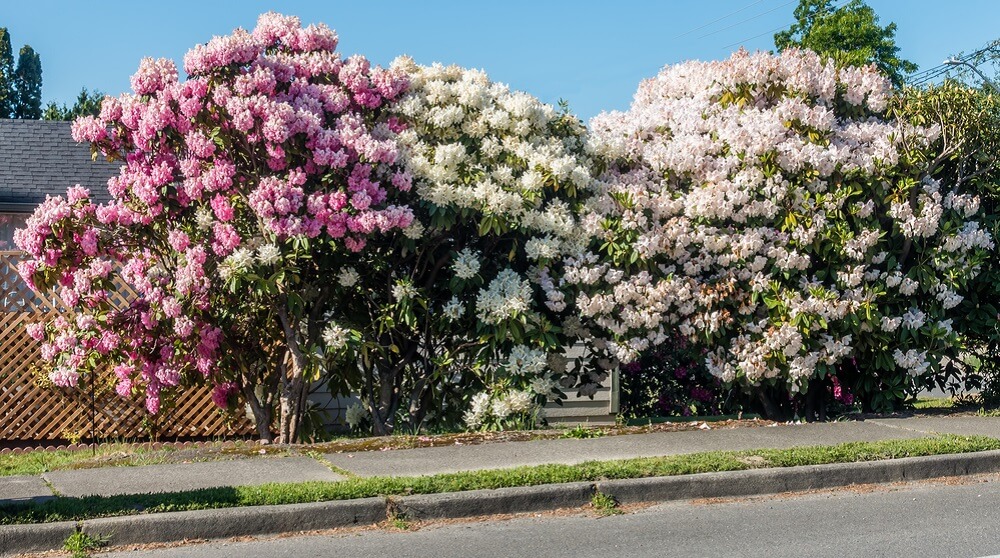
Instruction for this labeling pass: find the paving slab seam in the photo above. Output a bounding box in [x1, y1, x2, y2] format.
[5, 450, 1000, 556]
[865, 419, 937, 435]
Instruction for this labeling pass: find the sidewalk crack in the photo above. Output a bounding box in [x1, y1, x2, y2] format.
[40, 475, 62, 497]
[865, 419, 938, 436]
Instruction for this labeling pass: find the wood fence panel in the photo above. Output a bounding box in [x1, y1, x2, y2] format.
[0, 251, 255, 445]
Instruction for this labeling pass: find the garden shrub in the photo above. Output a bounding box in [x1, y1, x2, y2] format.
[16, 13, 415, 442]
[323, 59, 607, 434]
[569, 49, 994, 417]
[891, 81, 1000, 403]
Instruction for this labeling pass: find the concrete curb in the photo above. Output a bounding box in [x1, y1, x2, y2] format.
[3, 450, 1000, 556]
[80, 498, 386, 547]
[595, 450, 1000, 504]
[0, 521, 76, 555]
[395, 482, 596, 520]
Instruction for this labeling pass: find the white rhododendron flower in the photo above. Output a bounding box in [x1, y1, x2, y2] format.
[506, 345, 548, 376]
[256, 243, 281, 266]
[568, 48, 992, 394]
[391, 280, 418, 301]
[452, 248, 481, 280]
[337, 267, 360, 288]
[345, 403, 368, 429]
[476, 269, 532, 324]
[322, 323, 350, 351]
[442, 296, 464, 320]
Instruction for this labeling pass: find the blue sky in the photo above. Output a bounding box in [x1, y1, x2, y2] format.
[3, 1, 999, 121]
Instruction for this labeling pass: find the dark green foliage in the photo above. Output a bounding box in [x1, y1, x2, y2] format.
[12, 44, 42, 119]
[774, 0, 917, 87]
[0, 28, 13, 118]
[619, 336, 744, 420]
[43, 88, 105, 121]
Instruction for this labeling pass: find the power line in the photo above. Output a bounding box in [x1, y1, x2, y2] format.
[672, 0, 769, 40]
[692, 0, 799, 41]
[719, 0, 848, 51]
[720, 22, 792, 51]
[907, 41, 1000, 86]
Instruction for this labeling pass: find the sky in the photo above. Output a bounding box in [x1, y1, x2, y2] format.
[2, 0, 999, 122]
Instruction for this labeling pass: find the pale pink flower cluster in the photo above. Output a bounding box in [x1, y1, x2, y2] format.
[572, 49, 993, 390]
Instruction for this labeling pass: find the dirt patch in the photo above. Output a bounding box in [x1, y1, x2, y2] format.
[736, 455, 770, 468]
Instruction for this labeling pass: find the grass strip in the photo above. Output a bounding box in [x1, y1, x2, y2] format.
[0, 444, 167, 477]
[2, 434, 997, 525]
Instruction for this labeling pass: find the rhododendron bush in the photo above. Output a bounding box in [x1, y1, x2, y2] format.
[17, 13, 996, 438]
[571, 49, 994, 415]
[15, 13, 608, 441]
[16, 13, 415, 443]
[321, 59, 607, 434]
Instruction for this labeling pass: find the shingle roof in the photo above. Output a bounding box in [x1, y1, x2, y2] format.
[0, 119, 118, 208]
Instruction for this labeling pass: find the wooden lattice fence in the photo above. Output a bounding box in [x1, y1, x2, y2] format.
[0, 251, 255, 446]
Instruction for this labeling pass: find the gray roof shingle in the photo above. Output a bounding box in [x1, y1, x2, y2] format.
[0, 119, 118, 208]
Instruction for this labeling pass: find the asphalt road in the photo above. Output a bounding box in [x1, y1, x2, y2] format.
[101, 475, 1000, 558]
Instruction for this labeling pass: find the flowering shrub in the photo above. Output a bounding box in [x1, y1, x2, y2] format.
[15, 13, 413, 442]
[569, 49, 994, 415]
[319, 59, 606, 433]
[890, 82, 1000, 401]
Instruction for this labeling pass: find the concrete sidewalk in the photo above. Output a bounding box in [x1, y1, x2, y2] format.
[2, 415, 998, 505]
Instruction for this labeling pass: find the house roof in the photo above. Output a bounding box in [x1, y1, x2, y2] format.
[0, 119, 118, 210]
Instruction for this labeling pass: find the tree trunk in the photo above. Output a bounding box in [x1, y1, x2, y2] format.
[278, 373, 305, 444]
[243, 383, 274, 444]
[755, 388, 783, 420]
[276, 306, 309, 444]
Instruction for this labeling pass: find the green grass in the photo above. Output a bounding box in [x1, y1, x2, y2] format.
[2, 434, 997, 525]
[0, 444, 170, 477]
[625, 413, 761, 426]
[590, 491, 622, 516]
[63, 530, 107, 558]
[560, 426, 606, 439]
[911, 397, 956, 410]
[0, 440, 293, 478]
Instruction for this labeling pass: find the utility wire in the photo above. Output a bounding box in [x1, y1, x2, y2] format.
[907, 42, 999, 86]
[720, 0, 848, 51]
[672, 0, 768, 40]
[721, 22, 794, 50]
[692, 0, 799, 41]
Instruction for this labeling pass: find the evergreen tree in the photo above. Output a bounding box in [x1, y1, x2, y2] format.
[42, 87, 104, 121]
[0, 28, 14, 118]
[12, 45, 42, 119]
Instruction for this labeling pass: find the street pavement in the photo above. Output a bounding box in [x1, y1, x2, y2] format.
[98, 472, 1000, 558]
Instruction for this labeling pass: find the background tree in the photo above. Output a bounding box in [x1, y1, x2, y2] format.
[12, 45, 42, 119]
[774, 0, 917, 87]
[42, 88, 104, 121]
[0, 28, 13, 118]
